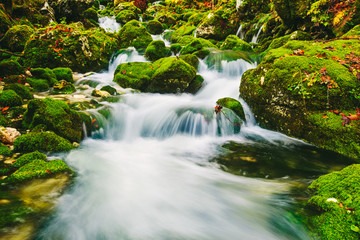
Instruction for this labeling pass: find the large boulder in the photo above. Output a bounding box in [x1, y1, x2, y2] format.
[48, 0, 95, 22]
[240, 39, 360, 158]
[0, 59, 23, 77]
[24, 23, 118, 72]
[145, 40, 167, 61]
[117, 20, 152, 50]
[22, 98, 83, 143]
[170, 25, 196, 43]
[220, 35, 253, 52]
[0, 25, 35, 52]
[0, 90, 23, 107]
[114, 62, 153, 92]
[147, 20, 163, 35]
[115, 10, 137, 24]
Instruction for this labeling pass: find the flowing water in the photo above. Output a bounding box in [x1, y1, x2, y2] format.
[32, 18, 350, 240]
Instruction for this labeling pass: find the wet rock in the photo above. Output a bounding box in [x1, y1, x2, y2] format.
[91, 89, 111, 98]
[52, 67, 74, 83]
[0, 127, 21, 144]
[4, 83, 34, 100]
[100, 85, 117, 95]
[0, 90, 23, 107]
[216, 97, 245, 120]
[0, 60, 24, 78]
[115, 10, 137, 24]
[220, 35, 253, 52]
[48, 0, 95, 22]
[147, 20, 163, 35]
[0, 143, 11, 156]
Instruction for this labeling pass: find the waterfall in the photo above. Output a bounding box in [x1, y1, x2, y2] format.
[236, 24, 244, 39]
[98, 16, 121, 33]
[251, 24, 264, 44]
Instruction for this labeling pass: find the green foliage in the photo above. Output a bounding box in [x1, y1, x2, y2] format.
[170, 25, 196, 43]
[145, 40, 168, 61]
[30, 68, 58, 86]
[13, 131, 74, 153]
[220, 35, 253, 52]
[12, 151, 47, 168]
[217, 97, 246, 120]
[0, 143, 11, 156]
[180, 39, 203, 55]
[116, 10, 137, 24]
[147, 20, 164, 34]
[4, 83, 34, 100]
[52, 67, 74, 83]
[6, 159, 72, 183]
[117, 20, 153, 50]
[0, 25, 34, 52]
[0, 90, 23, 107]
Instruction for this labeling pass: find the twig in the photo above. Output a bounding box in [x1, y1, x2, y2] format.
[0, 49, 24, 57]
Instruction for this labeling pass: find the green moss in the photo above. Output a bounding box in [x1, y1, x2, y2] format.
[100, 85, 117, 95]
[0, 59, 23, 77]
[0, 143, 11, 156]
[0, 9, 12, 35]
[185, 75, 204, 94]
[6, 159, 72, 183]
[307, 164, 360, 239]
[170, 43, 182, 55]
[194, 48, 210, 59]
[179, 54, 199, 69]
[113, 62, 154, 91]
[22, 98, 83, 143]
[13, 131, 74, 153]
[117, 20, 152, 50]
[0, 115, 8, 126]
[0, 90, 23, 107]
[217, 97, 245, 120]
[4, 83, 34, 100]
[0, 25, 34, 52]
[116, 10, 137, 24]
[26, 78, 49, 92]
[180, 39, 203, 55]
[12, 151, 47, 168]
[220, 35, 253, 52]
[84, 8, 99, 22]
[52, 67, 74, 83]
[30, 68, 58, 86]
[51, 81, 76, 94]
[268, 35, 291, 50]
[145, 40, 168, 61]
[343, 25, 360, 38]
[147, 20, 164, 35]
[188, 12, 205, 26]
[170, 25, 196, 43]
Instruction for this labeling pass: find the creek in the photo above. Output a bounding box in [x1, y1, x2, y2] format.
[33, 18, 350, 240]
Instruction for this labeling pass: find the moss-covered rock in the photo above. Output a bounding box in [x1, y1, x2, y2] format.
[343, 25, 360, 38]
[100, 85, 117, 95]
[147, 20, 163, 35]
[84, 7, 99, 22]
[12, 151, 47, 168]
[0, 59, 23, 77]
[155, 14, 176, 27]
[6, 159, 72, 183]
[307, 164, 360, 239]
[0, 90, 23, 107]
[26, 78, 50, 92]
[13, 131, 74, 153]
[193, 48, 210, 59]
[180, 39, 202, 55]
[49, 0, 95, 22]
[220, 35, 253, 52]
[24, 23, 118, 72]
[30, 68, 58, 86]
[4, 83, 34, 100]
[145, 40, 167, 61]
[170, 43, 182, 55]
[117, 20, 152, 50]
[0, 143, 11, 156]
[240, 39, 360, 158]
[216, 97, 245, 120]
[52, 80, 76, 94]
[170, 24, 196, 43]
[0, 25, 34, 52]
[179, 54, 199, 69]
[22, 98, 83, 143]
[185, 75, 204, 94]
[149, 57, 197, 93]
[114, 62, 153, 91]
[116, 10, 137, 24]
[52, 67, 74, 82]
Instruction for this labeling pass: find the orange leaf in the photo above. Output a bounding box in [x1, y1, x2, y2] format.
[91, 118, 97, 124]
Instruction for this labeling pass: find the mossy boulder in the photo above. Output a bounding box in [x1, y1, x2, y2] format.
[52, 80, 76, 94]
[155, 14, 176, 27]
[216, 98, 245, 120]
[220, 35, 253, 52]
[116, 10, 137, 24]
[114, 62, 153, 91]
[170, 43, 182, 55]
[145, 40, 167, 61]
[179, 54, 199, 69]
[5, 159, 72, 183]
[185, 75, 204, 94]
[117, 20, 152, 50]
[240, 39, 360, 158]
[0, 90, 23, 107]
[26, 78, 50, 92]
[149, 57, 197, 93]
[0, 143, 11, 156]
[83, 7, 99, 22]
[48, 0, 95, 22]
[272, 0, 309, 28]
[4, 83, 34, 100]
[52, 67, 74, 82]
[180, 39, 202, 55]
[0, 60, 23, 77]
[12, 151, 47, 168]
[100, 85, 117, 95]
[343, 25, 360, 38]
[307, 164, 360, 239]
[22, 98, 83, 143]
[147, 20, 163, 35]
[170, 25, 196, 43]
[0, 25, 35, 52]
[24, 23, 118, 72]
[30, 68, 58, 86]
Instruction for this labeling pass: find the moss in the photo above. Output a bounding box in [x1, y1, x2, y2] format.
[0, 90, 23, 107]
[155, 14, 176, 27]
[26, 78, 49, 92]
[5, 159, 72, 183]
[149, 57, 197, 93]
[185, 75, 204, 94]
[307, 164, 360, 239]
[30, 68, 58, 86]
[180, 39, 203, 55]
[0, 115, 8, 126]
[217, 97, 245, 120]
[52, 67, 74, 83]
[0, 143, 11, 156]
[147, 20, 164, 35]
[84, 8, 99, 22]
[115, 10, 137, 24]
[220, 35, 253, 52]
[343, 25, 360, 38]
[188, 12, 205, 26]
[117, 20, 152, 50]
[268, 35, 291, 50]
[22, 98, 83, 143]
[179, 54, 199, 69]
[145, 40, 168, 61]
[4, 83, 33, 100]
[51, 81, 76, 94]
[0, 25, 34, 52]
[194, 48, 210, 59]
[113, 62, 154, 91]
[12, 151, 47, 168]
[170, 24, 196, 43]
[13, 131, 74, 153]
[170, 43, 182, 55]
[0, 8, 12, 35]
[0, 59, 23, 77]
[100, 85, 117, 95]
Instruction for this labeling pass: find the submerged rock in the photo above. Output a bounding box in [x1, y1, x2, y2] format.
[216, 98, 245, 120]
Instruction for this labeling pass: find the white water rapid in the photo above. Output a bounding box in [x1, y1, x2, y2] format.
[35, 19, 311, 240]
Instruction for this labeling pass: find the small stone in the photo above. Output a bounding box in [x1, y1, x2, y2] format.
[91, 89, 111, 98]
[0, 127, 21, 144]
[4, 159, 15, 164]
[326, 198, 338, 203]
